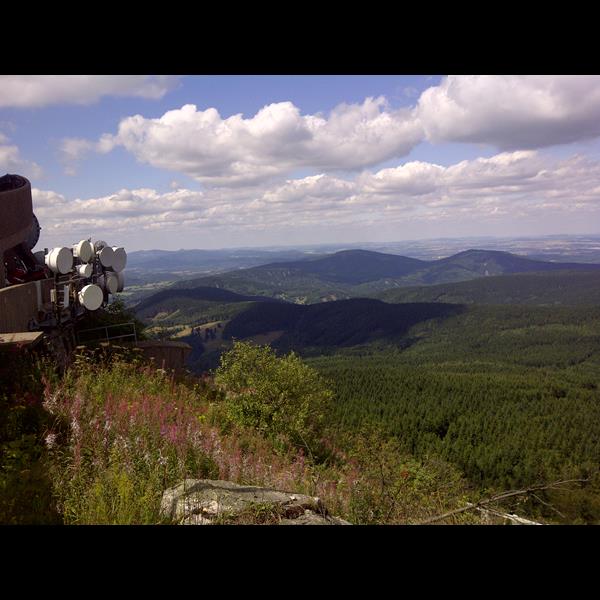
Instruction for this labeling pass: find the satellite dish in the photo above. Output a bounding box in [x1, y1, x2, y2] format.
[73, 240, 94, 263]
[109, 247, 127, 272]
[78, 284, 103, 311]
[45, 247, 73, 274]
[116, 271, 125, 292]
[26, 213, 41, 250]
[76, 263, 92, 278]
[97, 245, 114, 268]
[99, 272, 119, 294]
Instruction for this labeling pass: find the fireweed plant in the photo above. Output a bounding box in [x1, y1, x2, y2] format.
[42, 344, 477, 524]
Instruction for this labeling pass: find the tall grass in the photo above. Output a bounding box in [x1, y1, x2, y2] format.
[43, 349, 317, 523]
[42, 348, 478, 524]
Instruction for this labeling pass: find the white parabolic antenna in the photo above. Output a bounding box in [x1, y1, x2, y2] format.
[110, 247, 127, 272]
[45, 247, 73, 274]
[97, 245, 114, 268]
[79, 284, 103, 311]
[100, 272, 119, 294]
[76, 263, 93, 278]
[116, 271, 125, 292]
[73, 240, 94, 263]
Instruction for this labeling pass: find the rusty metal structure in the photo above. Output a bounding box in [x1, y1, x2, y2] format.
[0, 173, 190, 372]
[0, 174, 122, 360]
[0, 174, 35, 289]
[1, 174, 121, 331]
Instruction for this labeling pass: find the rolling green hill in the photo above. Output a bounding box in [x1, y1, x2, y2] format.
[132, 262, 600, 522]
[168, 248, 600, 303]
[136, 286, 283, 316]
[135, 286, 284, 330]
[262, 249, 428, 284]
[377, 270, 600, 306]
[222, 299, 465, 350]
[169, 268, 352, 304]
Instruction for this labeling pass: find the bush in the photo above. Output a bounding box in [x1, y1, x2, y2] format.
[214, 342, 333, 452]
[336, 428, 477, 524]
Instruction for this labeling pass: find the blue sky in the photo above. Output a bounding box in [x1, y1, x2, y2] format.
[5, 75, 442, 197]
[1, 75, 600, 251]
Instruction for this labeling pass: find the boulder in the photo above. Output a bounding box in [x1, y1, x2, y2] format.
[160, 479, 351, 525]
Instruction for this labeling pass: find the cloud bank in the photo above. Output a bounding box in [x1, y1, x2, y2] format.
[0, 76, 179, 108]
[62, 76, 600, 183]
[34, 150, 600, 247]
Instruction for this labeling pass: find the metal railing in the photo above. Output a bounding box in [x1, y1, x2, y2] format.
[76, 321, 138, 345]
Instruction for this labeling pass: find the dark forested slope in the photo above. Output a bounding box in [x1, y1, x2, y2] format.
[377, 270, 600, 306]
[135, 286, 284, 321]
[222, 298, 464, 349]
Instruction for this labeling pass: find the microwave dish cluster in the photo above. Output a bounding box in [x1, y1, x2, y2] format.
[40, 239, 127, 311]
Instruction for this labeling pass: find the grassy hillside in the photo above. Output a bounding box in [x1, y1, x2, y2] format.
[2, 345, 481, 525]
[134, 287, 285, 333]
[377, 270, 600, 306]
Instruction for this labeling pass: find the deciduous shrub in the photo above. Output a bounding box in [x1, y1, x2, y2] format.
[214, 341, 333, 452]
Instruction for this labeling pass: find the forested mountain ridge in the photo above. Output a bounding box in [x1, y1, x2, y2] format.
[255, 249, 428, 284]
[127, 248, 318, 271]
[135, 286, 284, 319]
[134, 286, 287, 337]
[377, 269, 600, 306]
[222, 298, 464, 350]
[163, 248, 600, 303]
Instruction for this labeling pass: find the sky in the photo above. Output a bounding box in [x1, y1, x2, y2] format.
[2, 74, 600, 252]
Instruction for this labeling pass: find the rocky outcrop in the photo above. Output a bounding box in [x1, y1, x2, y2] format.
[160, 479, 351, 525]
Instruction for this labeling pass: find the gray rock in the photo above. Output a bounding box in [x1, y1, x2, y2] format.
[160, 479, 351, 525]
[280, 509, 351, 525]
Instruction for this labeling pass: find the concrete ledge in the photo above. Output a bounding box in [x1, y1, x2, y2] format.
[0, 279, 54, 332]
[0, 331, 45, 351]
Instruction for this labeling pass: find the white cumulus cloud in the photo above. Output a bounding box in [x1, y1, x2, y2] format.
[0, 137, 43, 178]
[417, 75, 600, 149]
[64, 76, 600, 185]
[0, 75, 179, 108]
[59, 134, 116, 175]
[32, 150, 600, 248]
[73, 98, 423, 185]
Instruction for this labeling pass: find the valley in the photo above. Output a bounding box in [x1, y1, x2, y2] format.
[123, 241, 600, 522]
